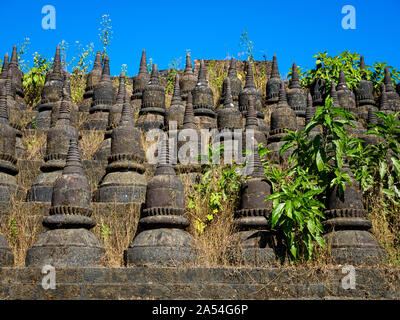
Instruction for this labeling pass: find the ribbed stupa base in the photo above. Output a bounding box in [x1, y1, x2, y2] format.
[228, 230, 277, 266]
[125, 228, 196, 267]
[324, 230, 385, 265]
[25, 228, 106, 268]
[27, 170, 63, 202]
[0, 235, 14, 266]
[93, 137, 111, 161]
[94, 171, 147, 203]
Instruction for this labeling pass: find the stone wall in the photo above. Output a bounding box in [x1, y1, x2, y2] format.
[1, 266, 399, 300]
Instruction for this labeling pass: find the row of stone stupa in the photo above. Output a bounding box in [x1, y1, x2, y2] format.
[0, 69, 386, 269]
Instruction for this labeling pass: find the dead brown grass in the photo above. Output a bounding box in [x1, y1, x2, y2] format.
[22, 129, 47, 160]
[79, 130, 105, 160]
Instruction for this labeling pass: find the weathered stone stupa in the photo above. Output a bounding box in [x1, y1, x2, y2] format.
[356, 56, 376, 122]
[220, 58, 242, 108]
[83, 55, 115, 130]
[94, 99, 146, 203]
[0, 53, 9, 81]
[217, 78, 242, 130]
[0, 232, 14, 266]
[0, 85, 24, 205]
[215, 77, 243, 167]
[287, 62, 307, 128]
[80, 51, 103, 112]
[26, 139, 105, 267]
[231, 139, 276, 265]
[310, 67, 326, 108]
[166, 73, 185, 129]
[27, 90, 78, 202]
[125, 135, 196, 266]
[33, 45, 64, 129]
[336, 70, 357, 115]
[323, 163, 384, 265]
[131, 50, 150, 110]
[267, 82, 297, 162]
[192, 60, 217, 129]
[50, 73, 79, 129]
[135, 64, 166, 132]
[93, 73, 126, 161]
[379, 83, 394, 114]
[179, 52, 197, 102]
[265, 54, 282, 107]
[242, 96, 268, 151]
[380, 67, 400, 112]
[239, 61, 268, 136]
[7, 46, 25, 109]
[175, 92, 203, 180]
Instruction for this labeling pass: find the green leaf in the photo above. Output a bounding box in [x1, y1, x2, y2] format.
[270, 202, 285, 227]
[316, 151, 324, 171]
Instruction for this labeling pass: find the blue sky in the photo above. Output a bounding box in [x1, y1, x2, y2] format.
[1, 0, 399, 78]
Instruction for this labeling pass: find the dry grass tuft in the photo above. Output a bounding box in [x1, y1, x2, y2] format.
[92, 203, 141, 267]
[22, 129, 47, 160]
[0, 197, 42, 266]
[79, 130, 105, 160]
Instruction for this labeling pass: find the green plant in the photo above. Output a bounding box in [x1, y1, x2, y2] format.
[166, 57, 182, 94]
[351, 111, 400, 206]
[7, 217, 19, 247]
[188, 144, 242, 234]
[100, 223, 112, 241]
[17, 37, 31, 73]
[98, 14, 113, 62]
[23, 52, 52, 107]
[238, 30, 254, 62]
[294, 51, 400, 95]
[265, 97, 359, 261]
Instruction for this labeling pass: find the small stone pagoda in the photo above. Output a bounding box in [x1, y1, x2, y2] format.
[217, 78, 242, 130]
[33, 45, 64, 129]
[0, 53, 9, 81]
[179, 52, 197, 102]
[83, 55, 115, 130]
[27, 90, 78, 202]
[356, 56, 376, 122]
[93, 73, 126, 161]
[166, 73, 185, 129]
[323, 162, 384, 265]
[215, 77, 243, 167]
[239, 61, 268, 136]
[265, 54, 282, 107]
[242, 96, 268, 152]
[80, 51, 103, 112]
[231, 139, 276, 266]
[50, 73, 79, 129]
[336, 70, 357, 115]
[0, 232, 13, 266]
[94, 99, 146, 203]
[310, 69, 326, 108]
[125, 135, 196, 266]
[174, 92, 203, 181]
[135, 64, 166, 132]
[287, 62, 307, 128]
[267, 83, 297, 162]
[131, 50, 150, 110]
[219, 58, 242, 108]
[26, 139, 105, 267]
[379, 83, 394, 115]
[380, 67, 400, 112]
[0, 85, 23, 206]
[192, 60, 217, 129]
[7, 46, 25, 109]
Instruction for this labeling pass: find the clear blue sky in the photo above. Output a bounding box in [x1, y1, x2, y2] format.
[1, 0, 399, 78]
